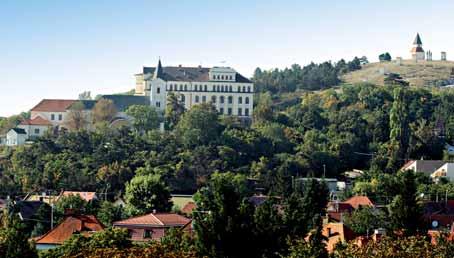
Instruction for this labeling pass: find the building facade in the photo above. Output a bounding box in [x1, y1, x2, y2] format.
[135, 60, 254, 118]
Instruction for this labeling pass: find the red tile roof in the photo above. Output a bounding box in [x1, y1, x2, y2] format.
[60, 191, 97, 202]
[19, 116, 52, 126]
[35, 214, 104, 245]
[113, 213, 191, 227]
[31, 99, 76, 112]
[344, 196, 374, 209]
[181, 202, 196, 215]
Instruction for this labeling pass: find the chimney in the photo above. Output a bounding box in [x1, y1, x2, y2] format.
[152, 209, 157, 214]
[178, 64, 182, 67]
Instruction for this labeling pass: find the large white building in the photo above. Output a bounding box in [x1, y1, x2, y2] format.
[135, 60, 254, 118]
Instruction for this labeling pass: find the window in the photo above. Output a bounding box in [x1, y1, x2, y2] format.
[211, 96, 216, 103]
[181, 95, 186, 102]
[238, 108, 242, 116]
[219, 107, 224, 114]
[184, 85, 187, 91]
[34, 128, 40, 134]
[156, 102, 161, 107]
[204, 85, 208, 91]
[228, 96, 233, 104]
[143, 230, 152, 239]
[227, 108, 232, 115]
[220, 96, 225, 104]
[169, 84, 173, 91]
[216, 85, 220, 92]
[51, 114, 55, 120]
[245, 97, 250, 104]
[238, 97, 242, 104]
[202, 96, 206, 103]
[229, 86, 232, 92]
[230, 75, 233, 80]
[221, 85, 224, 92]
[195, 85, 198, 91]
[242, 86, 246, 92]
[195, 96, 199, 103]
[247, 86, 251, 92]
[179, 85, 183, 91]
[245, 108, 249, 116]
[157, 87, 160, 94]
[59, 114, 62, 120]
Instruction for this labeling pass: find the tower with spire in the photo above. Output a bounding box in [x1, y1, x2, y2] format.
[411, 33, 425, 62]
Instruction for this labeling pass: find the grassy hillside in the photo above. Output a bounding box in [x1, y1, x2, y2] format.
[342, 60, 454, 87]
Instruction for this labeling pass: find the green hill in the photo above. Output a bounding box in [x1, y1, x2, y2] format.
[342, 60, 454, 87]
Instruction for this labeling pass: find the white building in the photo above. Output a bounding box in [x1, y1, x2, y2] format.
[135, 60, 254, 118]
[17, 116, 52, 140]
[30, 99, 77, 128]
[6, 128, 27, 146]
[431, 163, 454, 181]
[411, 33, 425, 62]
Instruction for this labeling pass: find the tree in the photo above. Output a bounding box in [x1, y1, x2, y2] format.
[55, 194, 88, 216]
[78, 91, 92, 100]
[344, 207, 386, 235]
[0, 208, 38, 258]
[165, 92, 185, 130]
[379, 52, 392, 62]
[253, 92, 273, 123]
[92, 99, 117, 126]
[65, 101, 89, 131]
[125, 104, 160, 132]
[176, 103, 222, 148]
[96, 201, 124, 227]
[124, 174, 173, 215]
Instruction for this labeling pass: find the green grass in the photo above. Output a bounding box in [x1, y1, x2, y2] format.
[171, 195, 194, 210]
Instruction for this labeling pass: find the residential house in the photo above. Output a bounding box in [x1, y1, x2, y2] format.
[423, 200, 454, 230]
[113, 212, 191, 242]
[6, 128, 27, 146]
[18, 116, 52, 140]
[327, 196, 375, 222]
[431, 163, 454, 181]
[315, 223, 356, 253]
[59, 191, 98, 202]
[296, 178, 347, 200]
[35, 213, 105, 250]
[30, 99, 76, 128]
[24, 193, 59, 205]
[181, 202, 196, 216]
[401, 160, 446, 177]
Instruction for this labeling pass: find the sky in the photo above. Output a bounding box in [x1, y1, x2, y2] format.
[1, 0, 454, 116]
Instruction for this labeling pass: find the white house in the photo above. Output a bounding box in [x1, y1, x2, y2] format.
[431, 163, 454, 181]
[135, 60, 254, 118]
[6, 128, 27, 146]
[30, 99, 76, 128]
[17, 116, 52, 140]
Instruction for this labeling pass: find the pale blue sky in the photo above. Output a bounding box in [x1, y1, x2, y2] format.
[1, 0, 454, 116]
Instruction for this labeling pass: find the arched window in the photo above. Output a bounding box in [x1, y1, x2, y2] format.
[245, 108, 249, 116]
[179, 85, 183, 91]
[247, 86, 251, 92]
[195, 95, 199, 103]
[238, 97, 242, 104]
[228, 96, 233, 104]
[229, 86, 232, 92]
[184, 85, 187, 91]
[221, 75, 224, 80]
[204, 85, 208, 91]
[245, 97, 249, 104]
[238, 108, 242, 116]
[169, 84, 173, 91]
[202, 96, 206, 103]
[217, 85, 220, 92]
[221, 85, 224, 92]
[220, 96, 225, 104]
[211, 96, 216, 103]
[195, 85, 198, 91]
[157, 87, 160, 94]
[237, 86, 241, 92]
[242, 86, 246, 92]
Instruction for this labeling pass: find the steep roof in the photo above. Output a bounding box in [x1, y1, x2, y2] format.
[100, 95, 150, 112]
[413, 33, 423, 45]
[113, 213, 191, 227]
[31, 99, 76, 112]
[142, 66, 252, 83]
[344, 196, 374, 209]
[16, 201, 47, 220]
[10, 128, 27, 135]
[35, 214, 104, 245]
[19, 116, 52, 126]
[401, 160, 445, 176]
[60, 191, 97, 202]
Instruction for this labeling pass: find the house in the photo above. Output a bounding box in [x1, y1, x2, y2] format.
[35, 213, 105, 250]
[113, 212, 191, 242]
[181, 202, 196, 216]
[423, 200, 454, 230]
[59, 191, 98, 202]
[98, 95, 150, 127]
[30, 99, 76, 128]
[431, 163, 454, 181]
[15, 201, 49, 222]
[401, 160, 446, 176]
[327, 196, 375, 222]
[6, 128, 27, 146]
[24, 193, 59, 205]
[135, 59, 254, 118]
[314, 223, 356, 253]
[17, 116, 52, 140]
[296, 178, 347, 199]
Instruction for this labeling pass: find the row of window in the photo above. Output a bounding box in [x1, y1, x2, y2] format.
[193, 95, 250, 104]
[166, 84, 252, 93]
[219, 107, 250, 116]
[50, 114, 63, 121]
[212, 74, 233, 80]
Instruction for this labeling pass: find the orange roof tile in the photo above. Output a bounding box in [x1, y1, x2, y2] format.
[35, 214, 104, 245]
[181, 202, 196, 215]
[60, 191, 97, 202]
[113, 213, 191, 227]
[19, 116, 52, 126]
[31, 99, 76, 112]
[344, 196, 374, 209]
